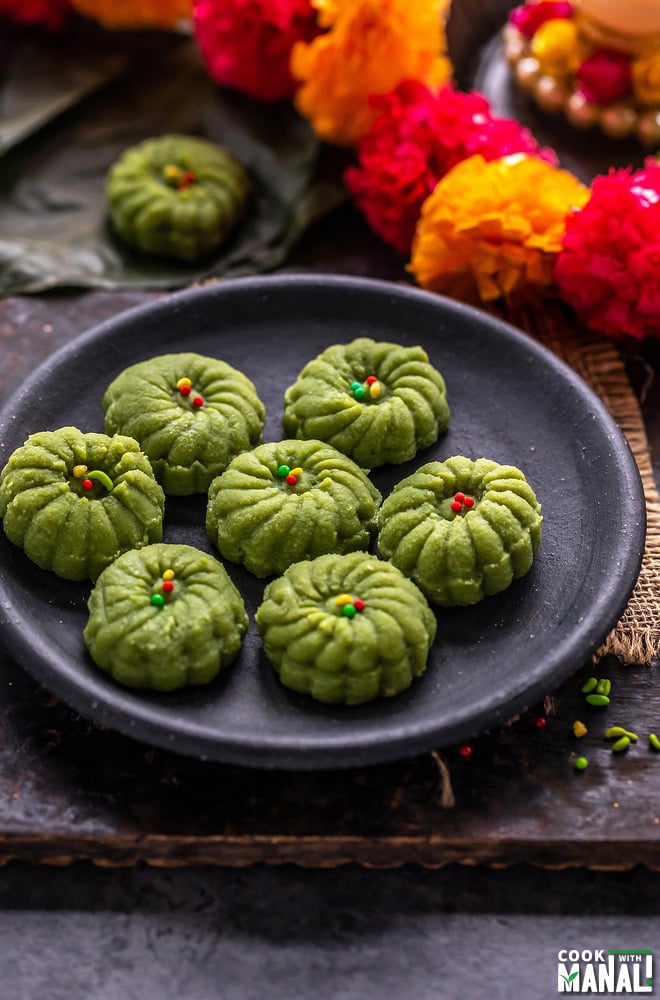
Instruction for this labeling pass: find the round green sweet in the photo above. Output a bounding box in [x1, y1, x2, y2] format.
[84, 543, 248, 691]
[0, 426, 164, 580]
[106, 134, 250, 262]
[282, 337, 450, 468]
[256, 552, 437, 705]
[104, 352, 266, 495]
[378, 455, 543, 606]
[206, 439, 381, 578]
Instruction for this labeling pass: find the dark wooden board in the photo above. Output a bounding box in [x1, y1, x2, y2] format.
[1, 210, 660, 869]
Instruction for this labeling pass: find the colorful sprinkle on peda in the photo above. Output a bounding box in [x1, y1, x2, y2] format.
[162, 569, 175, 581]
[573, 720, 588, 737]
[535, 716, 547, 728]
[459, 744, 472, 758]
[574, 756, 588, 770]
[86, 469, 115, 492]
[353, 599, 366, 612]
[342, 604, 357, 618]
[581, 677, 598, 693]
[162, 580, 175, 594]
[369, 381, 381, 399]
[150, 593, 165, 607]
[277, 465, 291, 478]
[192, 395, 204, 408]
[611, 736, 631, 753]
[82, 478, 93, 491]
[596, 678, 612, 696]
[649, 733, 660, 751]
[285, 473, 298, 485]
[72, 464, 88, 478]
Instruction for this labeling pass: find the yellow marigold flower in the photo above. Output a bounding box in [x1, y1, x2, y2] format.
[530, 18, 582, 76]
[290, 0, 452, 146]
[70, 0, 191, 29]
[409, 154, 589, 303]
[632, 50, 660, 105]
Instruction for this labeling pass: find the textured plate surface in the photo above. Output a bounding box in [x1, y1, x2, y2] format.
[0, 276, 645, 768]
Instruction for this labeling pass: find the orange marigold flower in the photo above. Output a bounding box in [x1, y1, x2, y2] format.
[70, 0, 191, 29]
[290, 0, 452, 146]
[409, 154, 589, 302]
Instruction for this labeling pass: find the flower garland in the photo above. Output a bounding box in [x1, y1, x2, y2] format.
[4, 0, 660, 341]
[190, 0, 660, 340]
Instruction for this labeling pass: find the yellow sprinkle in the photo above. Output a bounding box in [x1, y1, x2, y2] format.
[573, 720, 588, 738]
[335, 593, 353, 606]
[162, 569, 175, 581]
[290, 467, 303, 477]
[369, 381, 381, 399]
[72, 464, 88, 478]
[163, 164, 181, 180]
[176, 377, 192, 389]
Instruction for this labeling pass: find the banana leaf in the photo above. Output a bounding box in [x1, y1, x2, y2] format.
[0, 32, 348, 294]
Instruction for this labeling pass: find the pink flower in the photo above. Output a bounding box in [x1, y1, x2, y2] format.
[345, 81, 556, 255]
[508, 1, 573, 39]
[193, 0, 319, 103]
[0, 0, 70, 29]
[576, 50, 633, 105]
[555, 162, 660, 339]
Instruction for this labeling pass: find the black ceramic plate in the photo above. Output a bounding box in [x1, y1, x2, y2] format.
[0, 276, 645, 769]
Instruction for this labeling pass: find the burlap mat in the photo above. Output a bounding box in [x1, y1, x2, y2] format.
[490, 292, 660, 666]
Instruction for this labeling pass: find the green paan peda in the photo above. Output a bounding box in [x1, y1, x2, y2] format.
[256, 551, 437, 705]
[106, 134, 250, 262]
[104, 352, 266, 495]
[206, 439, 381, 578]
[378, 455, 542, 606]
[0, 426, 164, 580]
[84, 543, 248, 691]
[282, 337, 450, 467]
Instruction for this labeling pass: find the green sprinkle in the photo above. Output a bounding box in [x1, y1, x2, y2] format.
[277, 465, 291, 478]
[341, 604, 356, 618]
[574, 757, 589, 771]
[86, 469, 114, 492]
[350, 381, 362, 391]
[611, 736, 631, 753]
[605, 726, 638, 742]
[649, 733, 660, 752]
[150, 593, 165, 607]
[585, 693, 610, 706]
[596, 678, 612, 696]
[581, 677, 598, 694]
[353, 386, 367, 399]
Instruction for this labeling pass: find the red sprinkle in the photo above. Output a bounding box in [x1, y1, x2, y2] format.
[459, 744, 472, 758]
[285, 474, 298, 485]
[463, 496, 475, 508]
[353, 599, 366, 612]
[192, 396, 204, 408]
[179, 384, 192, 397]
[535, 716, 547, 728]
[454, 492, 465, 503]
[162, 580, 175, 594]
[365, 375, 378, 385]
[450, 500, 462, 513]
[82, 478, 93, 491]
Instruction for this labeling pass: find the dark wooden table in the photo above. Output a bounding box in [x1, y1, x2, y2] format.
[1, 205, 660, 871]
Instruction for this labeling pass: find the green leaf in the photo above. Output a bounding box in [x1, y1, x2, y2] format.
[0, 33, 348, 294]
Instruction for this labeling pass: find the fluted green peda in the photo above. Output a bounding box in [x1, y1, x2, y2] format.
[106, 134, 250, 262]
[84, 543, 248, 691]
[0, 426, 164, 580]
[282, 337, 449, 467]
[256, 552, 437, 704]
[378, 456, 542, 606]
[104, 352, 266, 495]
[206, 439, 381, 578]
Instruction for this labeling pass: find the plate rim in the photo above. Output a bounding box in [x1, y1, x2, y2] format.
[0, 274, 647, 768]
